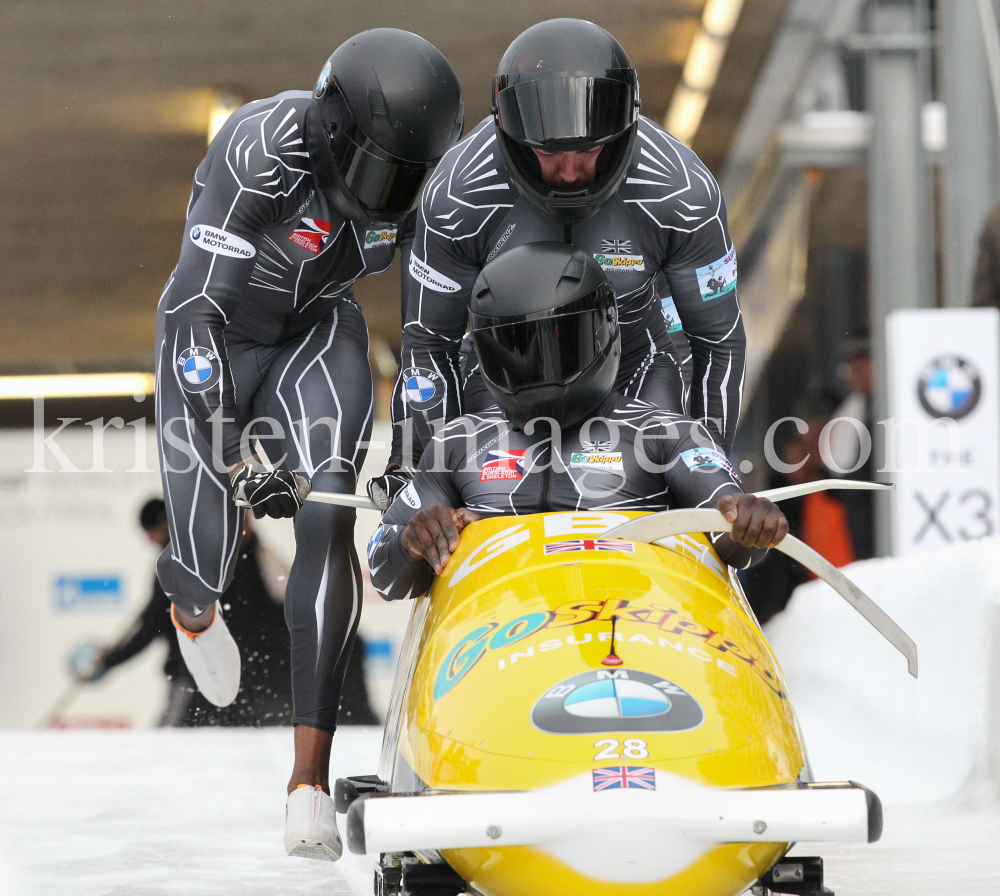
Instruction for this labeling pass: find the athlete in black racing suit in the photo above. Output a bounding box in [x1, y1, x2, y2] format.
[386, 20, 744, 482]
[370, 397, 778, 602]
[372, 243, 785, 603]
[153, 30, 463, 860]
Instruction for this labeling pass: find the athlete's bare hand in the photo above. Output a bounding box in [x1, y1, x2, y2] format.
[717, 493, 788, 549]
[402, 504, 481, 574]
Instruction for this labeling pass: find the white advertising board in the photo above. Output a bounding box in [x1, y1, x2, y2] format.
[886, 308, 1000, 556]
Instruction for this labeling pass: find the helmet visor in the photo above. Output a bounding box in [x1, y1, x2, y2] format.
[329, 123, 434, 215]
[471, 284, 618, 393]
[321, 85, 437, 216]
[493, 71, 638, 148]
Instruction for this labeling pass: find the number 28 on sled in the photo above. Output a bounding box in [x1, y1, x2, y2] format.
[340, 510, 911, 896]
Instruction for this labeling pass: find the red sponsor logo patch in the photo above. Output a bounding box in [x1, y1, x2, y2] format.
[288, 218, 331, 254]
[480, 449, 527, 481]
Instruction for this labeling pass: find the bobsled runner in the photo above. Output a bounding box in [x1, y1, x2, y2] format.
[340, 482, 914, 896]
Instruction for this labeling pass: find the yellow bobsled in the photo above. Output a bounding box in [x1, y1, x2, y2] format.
[342, 489, 916, 896]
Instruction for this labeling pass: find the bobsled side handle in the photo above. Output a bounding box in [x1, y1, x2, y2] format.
[254, 438, 379, 510]
[305, 490, 381, 511]
[755, 479, 893, 503]
[605, 509, 918, 678]
[776, 533, 917, 677]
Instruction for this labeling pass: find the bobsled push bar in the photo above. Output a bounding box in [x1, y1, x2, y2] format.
[253, 439, 380, 511]
[754, 477, 893, 504]
[346, 775, 881, 855]
[604, 481, 918, 678]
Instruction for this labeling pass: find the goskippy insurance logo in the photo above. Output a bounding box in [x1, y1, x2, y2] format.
[531, 668, 704, 735]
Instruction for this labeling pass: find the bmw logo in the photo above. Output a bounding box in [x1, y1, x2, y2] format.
[176, 346, 221, 394]
[191, 226, 201, 241]
[401, 366, 443, 411]
[531, 668, 704, 735]
[917, 355, 982, 420]
[315, 60, 332, 98]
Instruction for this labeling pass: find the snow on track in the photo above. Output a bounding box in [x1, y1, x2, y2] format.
[0, 728, 383, 896]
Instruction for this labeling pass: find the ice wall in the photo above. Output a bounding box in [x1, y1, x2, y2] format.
[766, 538, 1000, 804]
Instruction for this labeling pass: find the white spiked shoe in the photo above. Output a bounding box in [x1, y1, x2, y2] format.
[172, 602, 241, 707]
[285, 785, 343, 861]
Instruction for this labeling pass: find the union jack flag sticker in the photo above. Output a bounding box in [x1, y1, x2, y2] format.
[543, 539, 635, 555]
[592, 766, 657, 791]
[600, 239, 632, 255]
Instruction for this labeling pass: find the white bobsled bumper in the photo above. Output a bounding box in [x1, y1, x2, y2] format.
[346, 773, 880, 857]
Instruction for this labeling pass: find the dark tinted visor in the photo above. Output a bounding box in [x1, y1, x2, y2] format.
[471, 284, 618, 392]
[329, 125, 433, 215]
[493, 71, 638, 147]
[322, 88, 437, 215]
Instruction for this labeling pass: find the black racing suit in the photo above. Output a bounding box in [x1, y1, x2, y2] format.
[370, 395, 755, 602]
[155, 90, 404, 733]
[390, 116, 745, 467]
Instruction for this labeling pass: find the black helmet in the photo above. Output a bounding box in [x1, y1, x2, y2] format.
[307, 29, 464, 224]
[492, 19, 640, 224]
[470, 242, 620, 429]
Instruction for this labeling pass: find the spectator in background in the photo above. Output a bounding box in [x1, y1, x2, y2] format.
[973, 204, 1000, 309]
[71, 498, 197, 725]
[828, 335, 875, 560]
[74, 499, 377, 727]
[742, 397, 860, 623]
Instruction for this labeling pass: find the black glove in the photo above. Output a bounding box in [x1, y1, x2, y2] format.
[231, 463, 312, 519]
[367, 468, 413, 513]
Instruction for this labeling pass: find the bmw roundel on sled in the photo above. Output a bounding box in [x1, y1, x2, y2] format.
[337, 482, 917, 896]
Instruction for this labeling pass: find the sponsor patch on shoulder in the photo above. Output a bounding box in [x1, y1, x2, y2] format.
[189, 225, 256, 259]
[696, 247, 737, 301]
[364, 227, 397, 249]
[409, 255, 461, 293]
[680, 448, 738, 478]
[402, 367, 444, 411]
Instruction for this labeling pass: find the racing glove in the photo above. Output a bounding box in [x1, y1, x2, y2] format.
[230, 463, 312, 519]
[367, 468, 413, 513]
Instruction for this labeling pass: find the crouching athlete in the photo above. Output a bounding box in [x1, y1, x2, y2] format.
[153, 30, 463, 861]
[369, 244, 786, 601]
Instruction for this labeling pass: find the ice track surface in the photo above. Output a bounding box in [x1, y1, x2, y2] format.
[0, 729, 997, 895]
[0, 728, 383, 896]
[2, 540, 1000, 895]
